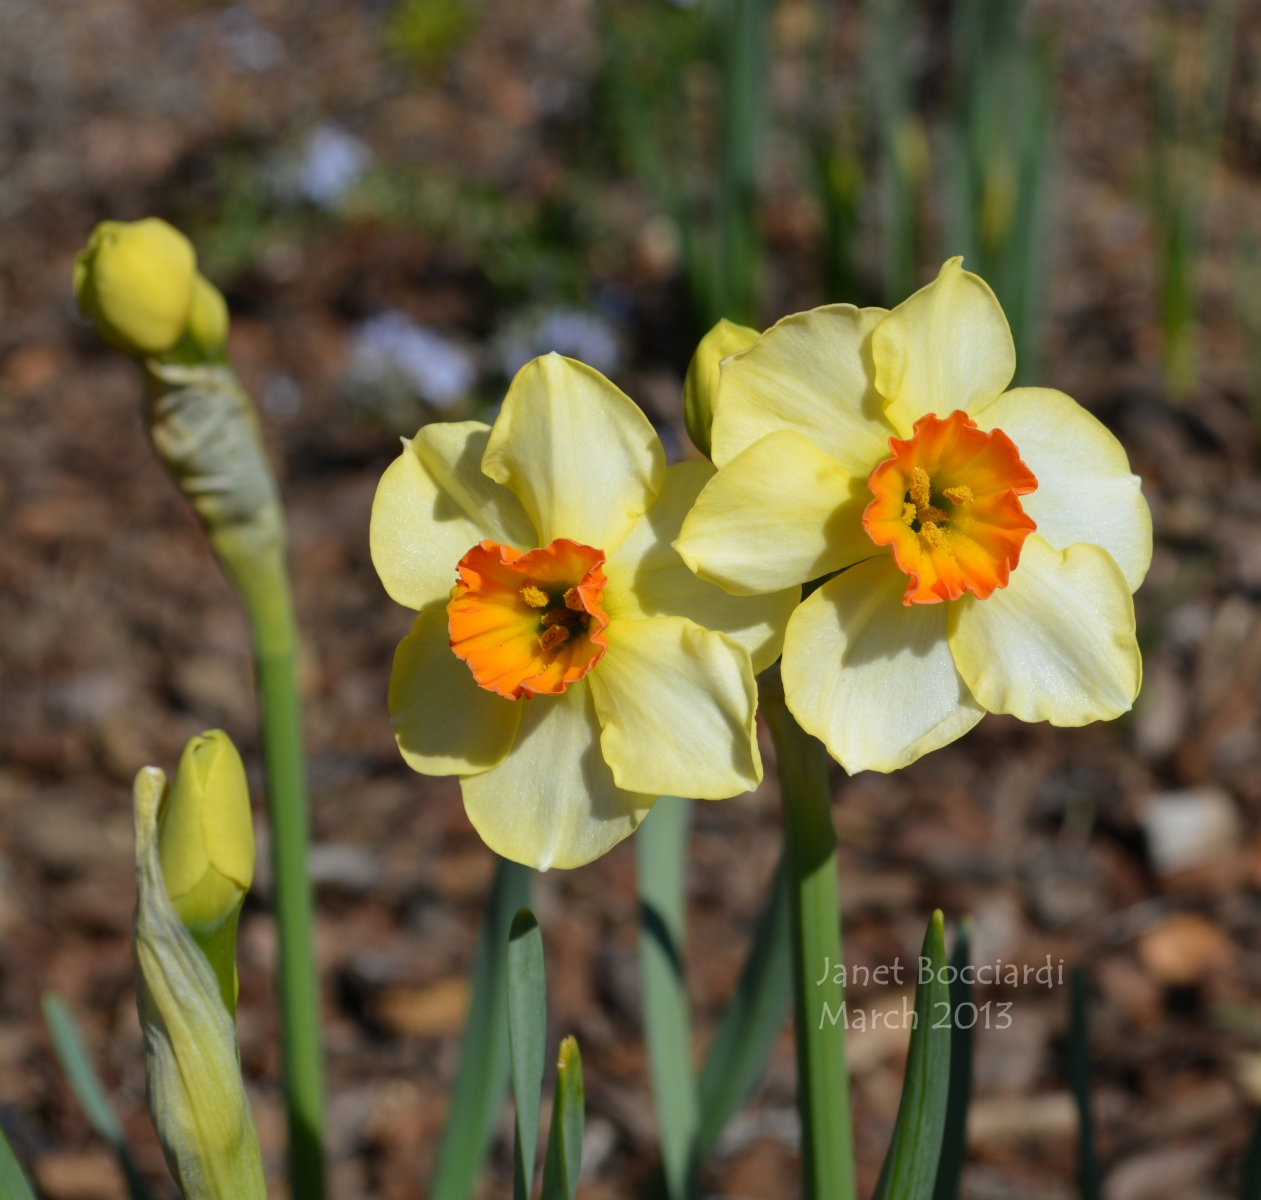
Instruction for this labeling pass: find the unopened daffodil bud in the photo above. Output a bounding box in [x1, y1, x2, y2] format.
[133, 765, 266, 1200]
[683, 318, 759, 458]
[74, 219, 196, 358]
[187, 273, 230, 357]
[158, 730, 254, 1013]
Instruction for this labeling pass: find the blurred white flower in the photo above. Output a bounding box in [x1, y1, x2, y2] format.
[499, 307, 621, 379]
[348, 312, 475, 409]
[296, 124, 373, 210]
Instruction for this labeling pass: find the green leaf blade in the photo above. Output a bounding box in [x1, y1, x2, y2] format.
[0, 1125, 37, 1200]
[508, 908, 547, 1200]
[540, 1036, 585, 1200]
[695, 853, 792, 1160]
[41, 992, 155, 1200]
[636, 798, 699, 1200]
[430, 857, 532, 1200]
[872, 910, 952, 1200]
[931, 919, 974, 1200]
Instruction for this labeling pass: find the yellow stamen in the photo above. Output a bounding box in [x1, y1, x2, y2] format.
[563, 587, 585, 611]
[902, 502, 917, 526]
[541, 608, 579, 627]
[943, 485, 974, 505]
[539, 625, 570, 651]
[918, 505, 948, 524]
[919, 521, 945, 549]
[520, 584, 549, 608]
[909, 466, 932, 509]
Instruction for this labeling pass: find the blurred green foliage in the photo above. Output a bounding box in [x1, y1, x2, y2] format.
[944, 0, 1055, 385]
[384, 0, 478, 73]
[864, 0, 928, 307]
[1153, 0, 1235, 401]
[603, 0, 770, 331]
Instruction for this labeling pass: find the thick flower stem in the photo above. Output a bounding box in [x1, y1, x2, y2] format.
[239, 554, 326, 1200]
[761, 693, 855, 1200]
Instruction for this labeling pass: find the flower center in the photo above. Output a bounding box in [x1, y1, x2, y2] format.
[863, 410, 1037, 605]
[447, 538, 610, 699]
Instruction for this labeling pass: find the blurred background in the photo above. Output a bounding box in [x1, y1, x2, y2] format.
[4, 0, 1261, 1196]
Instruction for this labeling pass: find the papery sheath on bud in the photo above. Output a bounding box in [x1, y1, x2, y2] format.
[132, 766, 266, 1200]
[74, 219, 196, 358]
[158, 730, 255, 1013]
[683, 318, 759, 459]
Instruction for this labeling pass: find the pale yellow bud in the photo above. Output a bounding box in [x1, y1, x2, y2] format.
[132, 766, 266, 1200]
[74, 219, 196, 358]
[187, 273, 229, 357]
[158, 730, 255, 933]
[683, 318, 760, 459]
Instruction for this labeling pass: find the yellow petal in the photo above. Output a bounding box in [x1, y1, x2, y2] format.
[782, 556, 984, 773]
[948, 535, 1141, 726]
[588, 617, 761, 799]
[460, 680, 652, 870]
[603, 461, 797, 672]
[675, 430, 873, 596]
[415, 421, 538, 548]
[370, 423, 534, 611]
[389, 604, 523, 775]
[709, 304, 896, 477]
[482, 353, 666, 552]
[973, 388, 1152, 592]
[873, 257, 1015, 436]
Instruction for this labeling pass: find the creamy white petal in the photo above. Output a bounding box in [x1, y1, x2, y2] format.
[973, 388, 1152, 592]
[389, 604, 524, 777]
[460, 680, 653, 871]
[482, 353, 666, 553]
[873, 257, 1016, 436]
[603, 461, 797, 672]
[413, 421, 538, 549]
[948, 534, 1141, 726]
[370, 437, 500, 611]
[674, 431, 874, 598]
[782, 556, 984, 773]
[709, 305, 896, 476]
[588, 617, 761, 799]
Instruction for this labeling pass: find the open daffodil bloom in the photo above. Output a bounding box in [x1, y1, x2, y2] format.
[371, 353, 797, 869]
[675, 258, 1151, 774]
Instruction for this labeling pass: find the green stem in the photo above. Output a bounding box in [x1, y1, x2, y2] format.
[762, 694, 855, 1200]
[239, 552, 326, 1200]
[637, 798, 700, 1200]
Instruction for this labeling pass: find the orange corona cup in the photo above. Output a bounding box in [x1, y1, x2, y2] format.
[447, 539, 610, 699]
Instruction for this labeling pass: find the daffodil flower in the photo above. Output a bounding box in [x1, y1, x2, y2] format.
[675, 258, 1151, 773]
[371, 353, 797, 869]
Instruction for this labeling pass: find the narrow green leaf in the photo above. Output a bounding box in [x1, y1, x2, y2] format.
[430, 858, 532, 1200]
[42, 993, 123, 1144]
[540, 1036, 585, 1200]
[41, 992, 155, 1200]
[932, 920, 974, 1200]
[695, 853, 792, 1160]
[637, 798, 699, 1200]
[871, 911, 952, 1200]
[508, 908, 547, 1200]
[0, 1125, 36, 1200]
[763, 694, 856, 1200]
[1069, 966, 1100, 1200]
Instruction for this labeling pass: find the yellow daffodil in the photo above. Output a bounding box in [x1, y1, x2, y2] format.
[675, 258, 1151, 774]
[371, 353, 798, 869]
